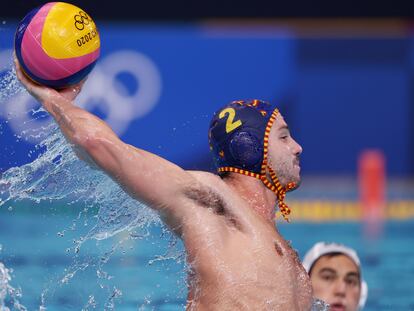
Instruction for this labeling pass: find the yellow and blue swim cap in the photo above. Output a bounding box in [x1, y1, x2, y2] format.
[208, 99, 296, 222]
[209, 99, 276, 175]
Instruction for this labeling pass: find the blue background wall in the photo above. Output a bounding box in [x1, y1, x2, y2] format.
[0, 22, 412, 176]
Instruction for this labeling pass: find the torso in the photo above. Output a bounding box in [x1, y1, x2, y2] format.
[180, 171, 313, 311]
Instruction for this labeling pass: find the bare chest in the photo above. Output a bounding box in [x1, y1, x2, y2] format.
[187, 225, 312, 310]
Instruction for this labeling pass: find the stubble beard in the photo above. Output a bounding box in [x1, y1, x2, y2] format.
[271, 158, 301, 190]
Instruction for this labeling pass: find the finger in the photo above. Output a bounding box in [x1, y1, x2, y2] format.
[58, 78, 87, 101]
[71, 79, 85, 95]
[14, 54, 36, 88]
[70, 77, 87, 94]
[13, 54, 28, 83]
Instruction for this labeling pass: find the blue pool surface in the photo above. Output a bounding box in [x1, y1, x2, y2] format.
[0, 204, 414, 310]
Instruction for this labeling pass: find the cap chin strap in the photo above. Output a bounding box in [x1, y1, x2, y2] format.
[260, 165, 296, 222]
[217, 165, 295, 222]
[258, 107, 296, 222]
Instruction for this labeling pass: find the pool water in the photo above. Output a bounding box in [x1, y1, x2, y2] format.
[0, 203, 413, 310]
[0, 205, 187, 311]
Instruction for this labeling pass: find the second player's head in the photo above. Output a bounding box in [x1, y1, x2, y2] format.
[303, 242, 368, 311]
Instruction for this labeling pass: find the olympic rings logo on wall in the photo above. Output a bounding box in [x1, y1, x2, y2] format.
[0, 49, 162, 143]
[74, 11, 90, 30]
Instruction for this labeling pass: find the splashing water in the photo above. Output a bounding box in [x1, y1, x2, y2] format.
[0, 259, 10, 311]
[311, 298, 330, 311]
[0, 67, 185, 309]
[0, 262, 11, 311]
[0, 246, 27, 311]
[0, 68, 21, 105]
[0, 68, 161, 240]
[0, 120, 162, 241]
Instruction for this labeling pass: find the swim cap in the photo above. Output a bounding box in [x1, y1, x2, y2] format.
[208, 99, 296, 221]
[302, 242, 368, 310]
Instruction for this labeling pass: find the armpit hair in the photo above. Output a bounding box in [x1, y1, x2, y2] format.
[183, 185, 243, 231]
[183, 185, 226, 216]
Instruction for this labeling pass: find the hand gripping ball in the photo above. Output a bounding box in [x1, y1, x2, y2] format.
[15, 2, 100, 88]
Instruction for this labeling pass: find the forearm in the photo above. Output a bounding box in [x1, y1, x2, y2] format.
[14, 56, 118, 161]
[42, 97, 116, 148]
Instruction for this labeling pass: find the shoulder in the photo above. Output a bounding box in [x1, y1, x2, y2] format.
[188, 170, 224, 184]
[187, 171, 234, 196]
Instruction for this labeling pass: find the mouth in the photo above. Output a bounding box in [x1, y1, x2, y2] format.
[293, 159, 300, 170]
[329, 303, 345, 311]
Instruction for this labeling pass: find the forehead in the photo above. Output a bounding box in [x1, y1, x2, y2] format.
[312, 254, 359, 274]
[271, 113, 288, 133]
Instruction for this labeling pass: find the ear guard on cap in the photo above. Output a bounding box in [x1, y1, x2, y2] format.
[229, 130, 263, 168]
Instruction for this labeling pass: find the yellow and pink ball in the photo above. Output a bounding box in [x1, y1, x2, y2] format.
[15, 2, 100, 88]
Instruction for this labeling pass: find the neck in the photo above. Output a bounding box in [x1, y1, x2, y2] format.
[224, 173, 277, 224]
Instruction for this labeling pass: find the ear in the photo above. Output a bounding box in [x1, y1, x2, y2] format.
[229, 131, 263, 168]
[359, 280, 368, 309]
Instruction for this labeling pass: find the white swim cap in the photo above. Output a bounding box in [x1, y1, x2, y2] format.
[303, 242, 368, 310]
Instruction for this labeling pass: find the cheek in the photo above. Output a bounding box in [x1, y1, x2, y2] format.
[348, 287, 361, 307]
[268, 143, 288, 163]
[310, 279, 333, 302]
[268, 152, 291, 174]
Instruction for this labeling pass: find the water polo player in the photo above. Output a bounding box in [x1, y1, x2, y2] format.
[15, 57, 316, 310]
[303, 242, 368, 311]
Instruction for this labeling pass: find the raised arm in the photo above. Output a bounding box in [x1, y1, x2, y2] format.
[14, 58, 200, 229]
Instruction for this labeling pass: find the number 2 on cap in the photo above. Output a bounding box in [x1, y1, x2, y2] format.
[219, 108, 242, 133]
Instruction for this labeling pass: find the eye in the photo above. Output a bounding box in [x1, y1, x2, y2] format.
[346, 277, 360, 287]
[320, 273, 335, 282]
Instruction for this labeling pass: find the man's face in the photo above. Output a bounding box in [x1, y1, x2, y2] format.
[310, 254, 361, 311]
[267, 114, 303, 187]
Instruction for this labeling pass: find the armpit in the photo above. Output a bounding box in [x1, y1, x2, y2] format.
[184, 185, 226, 215]
[183, 185, 243, 231]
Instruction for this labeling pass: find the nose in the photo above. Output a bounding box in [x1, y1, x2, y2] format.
[292, 138, 303, 156]
[333, 279, 347, 297]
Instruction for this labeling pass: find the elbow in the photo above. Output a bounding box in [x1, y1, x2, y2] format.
[71, 134, 108, 169]
[67, 114, 109, 152]
[69, 125, 123, 170]
[75, 133, 107, 155]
